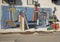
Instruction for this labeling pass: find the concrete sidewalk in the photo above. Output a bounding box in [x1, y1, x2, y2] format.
[0, 32, 60, 42]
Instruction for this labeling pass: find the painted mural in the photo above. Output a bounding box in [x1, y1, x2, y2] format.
[1, 6, 59, 31]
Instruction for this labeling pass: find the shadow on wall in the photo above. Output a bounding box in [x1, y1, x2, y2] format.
[16, 0, 22, 5]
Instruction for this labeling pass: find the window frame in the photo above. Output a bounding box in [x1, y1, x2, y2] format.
[27, 0, 38, 5]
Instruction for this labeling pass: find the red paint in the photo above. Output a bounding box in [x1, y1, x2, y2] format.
[34, 6, 38, 11]
[50, 24, 59, 30]
[32, 5, 39, 21]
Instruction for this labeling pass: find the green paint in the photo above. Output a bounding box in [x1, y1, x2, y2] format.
[48, 19, 54, 21]
[13, 8, 17, 21]
[47, 28, 54, 30]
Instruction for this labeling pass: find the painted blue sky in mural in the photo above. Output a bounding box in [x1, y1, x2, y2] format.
[1, 6, 52, 29]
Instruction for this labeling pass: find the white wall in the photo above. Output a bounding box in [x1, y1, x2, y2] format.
[38, 0, 60, 21]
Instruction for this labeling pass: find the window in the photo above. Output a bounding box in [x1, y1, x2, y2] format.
[2, 0, 16, 5]
[27, 0, 38, 5]
[52, 0, 60, 5]
[27, 0, 33, 5]
[2, 0, 7, 4]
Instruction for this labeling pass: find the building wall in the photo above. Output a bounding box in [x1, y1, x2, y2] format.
[0, 0, 60, 28]
[1, 0, 60, 19]
[0, 0, 2, 29]
[22, 0, 60, 21]
[38, 0, 60, 21]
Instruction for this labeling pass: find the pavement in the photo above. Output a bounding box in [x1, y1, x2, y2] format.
[0, 32, 60, 42]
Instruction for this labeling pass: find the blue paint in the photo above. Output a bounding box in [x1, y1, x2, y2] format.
[1, 6, 52, 29]
[1, 6, 9, 28]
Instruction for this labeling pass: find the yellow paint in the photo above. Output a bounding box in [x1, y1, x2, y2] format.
[20, 15, 22, 31]
[8, 8, 16, 11]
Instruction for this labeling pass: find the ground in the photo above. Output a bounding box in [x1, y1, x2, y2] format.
[0, 32, 60, 42]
